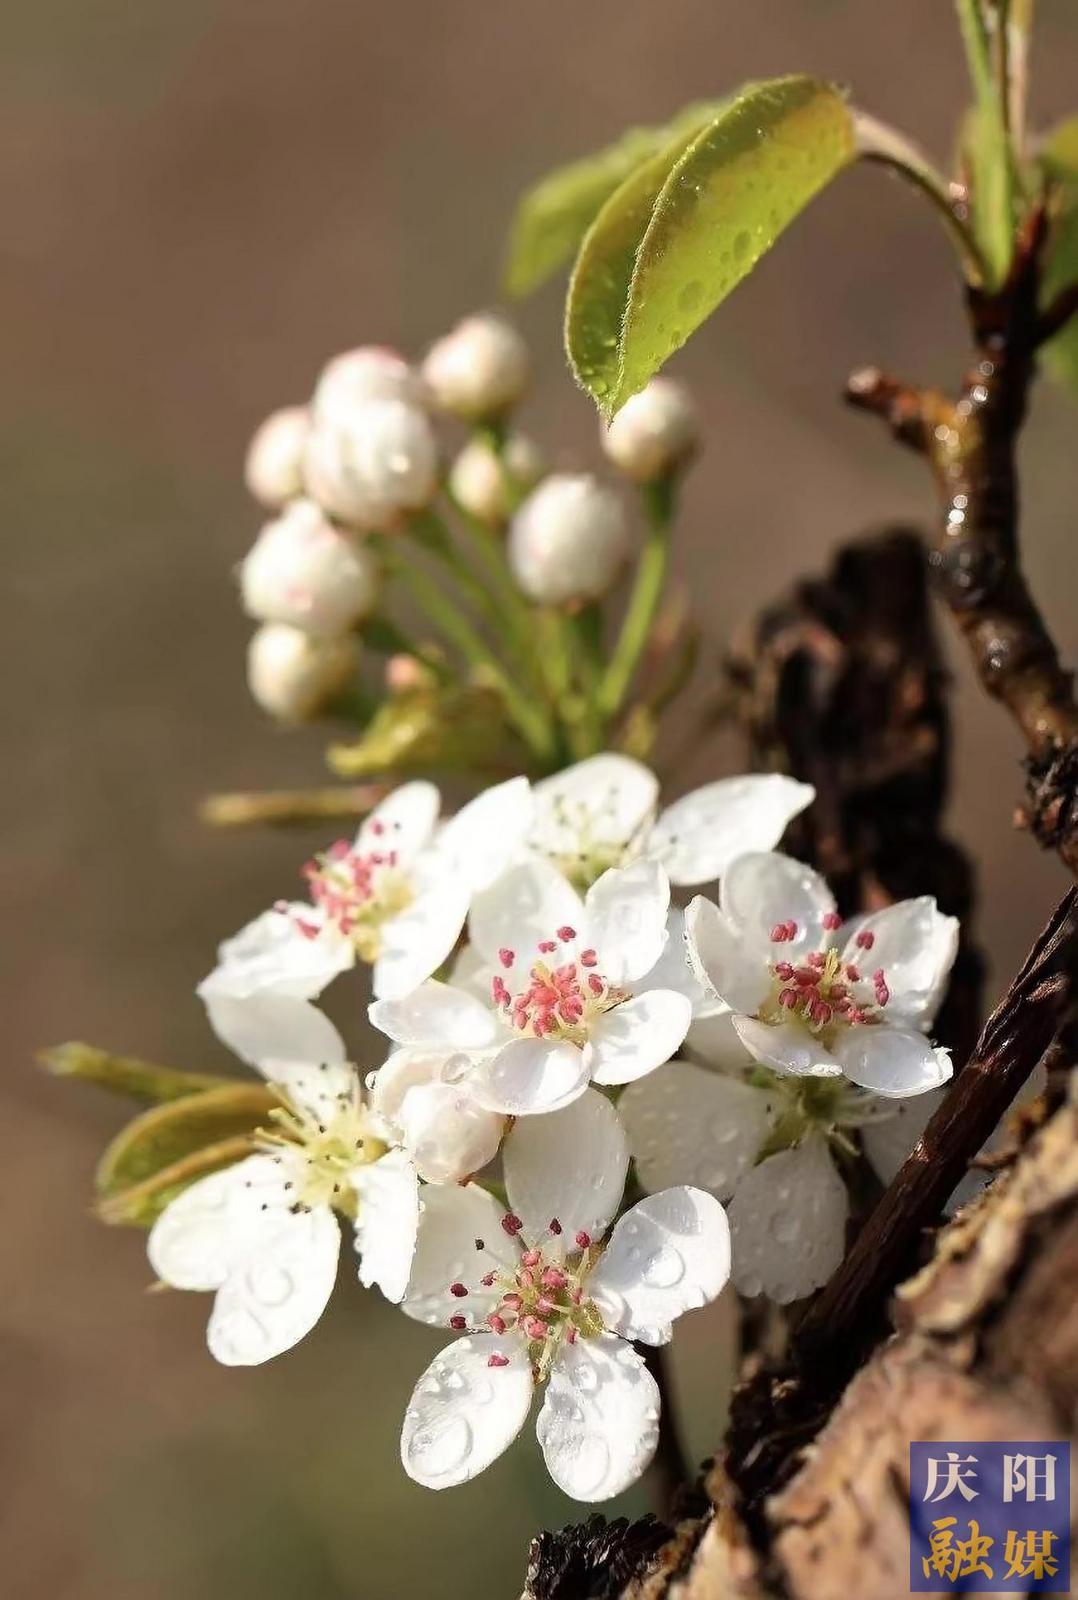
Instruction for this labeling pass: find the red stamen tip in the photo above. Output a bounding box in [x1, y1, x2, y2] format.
[822, 911, 842, 931]
[575, 1231, 591, 1249]
[501, 1212, 524, 1236]
[449, 1315, 467, 1330]
[856, 929, 876, 950]
[498, 947, 515, 969]
[488, 1353, 510, 1368]
[557, 926, 576, 943]
[548, 1217, 563, 1235]
[579, 948, 598, 967]
[449, 1282, 468, 1298]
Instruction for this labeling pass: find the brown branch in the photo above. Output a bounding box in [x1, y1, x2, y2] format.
[846, 207, 1078, 877]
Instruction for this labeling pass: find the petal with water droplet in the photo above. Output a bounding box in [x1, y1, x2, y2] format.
[727, 1137, 847, 1304]
[589, 1186, 730, 1345]
[401, 1332, 533, 1488]
[537, 1334, 660, 1501]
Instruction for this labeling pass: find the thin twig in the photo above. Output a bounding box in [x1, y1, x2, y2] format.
[199, 784, 388, 829]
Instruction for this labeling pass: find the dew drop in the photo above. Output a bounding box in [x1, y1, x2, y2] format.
[642, 1246, 685, 1289]
[405, 1416, 473, 1478]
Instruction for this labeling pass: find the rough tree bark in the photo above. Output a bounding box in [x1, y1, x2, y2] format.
[520, 201, 1078, 1600]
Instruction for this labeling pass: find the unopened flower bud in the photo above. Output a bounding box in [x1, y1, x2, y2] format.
[240, 499, 380, 636]
[601, 378, 697, 482]
[246, 622, 358, 723]
[312, 346, 428, 428]
[448, 433, 544, 524]
[385, 653, 435, 693]
[396, 1082, 503, 1184]
[422, 313, 529, 419]
[244, 406, 311, 509]
[303, 399, 438, 530]
[508, 474, 630, 605]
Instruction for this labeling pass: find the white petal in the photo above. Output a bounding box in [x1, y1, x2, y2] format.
[589, 1187, 730, 1346]
[650, 775, 815, 887]
[437, 776, 534, 891]
[587, 990, 692, 1086]
[531, 755, 658, 858]
[147, 1154, 288, 1290]
[504, 1089, 628, 1246]
[537, 1334, 660, 1502]
[684, 1008, 748, 1068]
[372, 878, 471, 1000]
[834, 1026, 953, 1097]
[401, 1182, 517, 1328]
[732, 1015, 843, 1078]
[619, 1063, 776, 1201]
[720, 852, 836, 959]
[468, 859, 584, 965]
[728, 1138, 848, 1303]
[633, 907, 716, 1014]
[203, 992, 354, 1117]
[207, 1202, 341, 1366]
[396, 1081, 505, 1183]
[583, 859, 670, 984]
[368, 980, 500, 1049]
[366, 1048, 442, 1127]
[467, 1037, 591, 1115]
[447, 942, 493, 1002]
[199, 907, 353, 1001]
[353, 1148, 420, 1303]
[357, 780, 440, 863]
[401, 1332, 533, 1488]
[840, 898, 959, 1028]
[684, 896, 771, 1015]
[861, 1089, 944, 1185]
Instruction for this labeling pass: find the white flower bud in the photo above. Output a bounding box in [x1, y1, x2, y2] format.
[422, 312, 529, 419]
[246, 622, 358, 723]
[508, 474, 630, 605]
[448, 432, 544, 524]
[244, 406, 311, 509]
[396, 1081, 504, 1184]
[601, 378, 697, 482]
[312, 346, 428, 428]
[303, 398, 438, 530]
[240, 499, 380, 636]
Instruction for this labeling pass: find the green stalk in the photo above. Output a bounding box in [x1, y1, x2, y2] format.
[598, 477, 675, 718]
[954, 0, 1020, 285]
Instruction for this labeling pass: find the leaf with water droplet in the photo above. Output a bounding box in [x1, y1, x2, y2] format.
[566, 77, 855, 417]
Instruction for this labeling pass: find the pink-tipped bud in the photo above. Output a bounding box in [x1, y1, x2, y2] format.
[488, 1353, 510, 1368]
[575, 1231, 591, 1250]
[856, 929, 876, 950]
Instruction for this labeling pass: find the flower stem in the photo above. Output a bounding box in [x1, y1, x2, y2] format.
[198, 784, 389, 829]
[599, 477, 676, 718]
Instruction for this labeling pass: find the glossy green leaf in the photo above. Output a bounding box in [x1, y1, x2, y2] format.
[567, 78, 856, 417]
[504, 103, 724, 298]
[40, 1040, 228, 1103]
[1040, 119, 1078, 395]
[95, 1083, 276, 1201]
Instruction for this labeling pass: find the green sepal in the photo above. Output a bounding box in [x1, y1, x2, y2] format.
[326, 684, 523, 778]
[39, 1041, 230, 1104]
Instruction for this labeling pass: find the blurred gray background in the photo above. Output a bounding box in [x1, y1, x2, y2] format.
[6, 2, 1078, 1595]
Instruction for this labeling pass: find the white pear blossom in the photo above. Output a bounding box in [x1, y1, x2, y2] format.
[601, 379, 697, 483]
[470, 752, 813, 902]
[366, 1047, 505, 1184]
[240, 499, 380, 636]
[147, 992, 420, 1365]
[244, 405, 311, 509]
[303, 397, 438, 530]
[399, 1091, 729, 1500]
[246, 622, 358, 723]
[199, 777, 534, 1004]
[508, 475, 630, 605]
[685, 852, 958, 1097]
[312, 346, 429, 427]
[369, 858, 693, 1116]
[422, 312, 529, 419]
[448, 432, 544, 525]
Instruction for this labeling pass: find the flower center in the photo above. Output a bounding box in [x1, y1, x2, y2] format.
[293, 822, 414, 960]
[490, 926, 627, 1043]
[760, 919, 890, 1043]
[259, 1081, 385, 1214]
[535, 789, 650, 889]
[446, 1214, 606, 1379]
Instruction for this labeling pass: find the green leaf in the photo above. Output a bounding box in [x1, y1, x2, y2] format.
[326, 684, 522, 778]
[39, 1041, 228, 1104]
[97, 1136, 258, 1226]
[1040, 119, 1078, 395]
[95, 1083, 276, 1205]
[566, 77, 856, 417]
[504, 103, 724, 298]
